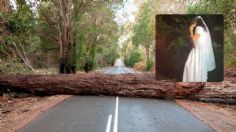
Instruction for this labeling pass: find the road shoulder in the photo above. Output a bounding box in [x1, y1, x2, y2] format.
[175, 99, 236, 132]
[0, 95, 71, 132]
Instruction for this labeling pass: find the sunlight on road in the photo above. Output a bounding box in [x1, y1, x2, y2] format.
[100, 58, 138, 74]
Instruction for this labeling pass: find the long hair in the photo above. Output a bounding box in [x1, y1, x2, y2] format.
[191, 17, 207, 34]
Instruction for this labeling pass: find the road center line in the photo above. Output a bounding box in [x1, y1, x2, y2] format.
[105, 114, 113, 132]
[113, 96, 119, 132]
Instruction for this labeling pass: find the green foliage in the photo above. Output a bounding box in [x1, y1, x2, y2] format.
[76, 33, 85, 70]
[0, 59, 32, 74]
[0, 0, 122, 74]
[88, 44, 96, 70]
[132, 2, 153, 47]
[35, 0, 122, 72]
[7, 3, 38, 51]
[77, 2, 120, 72]
[145, 60, 154, 71]
[95, 42, 119, 68]
[0, 3, 39, 73]
[131, 1, 156, 70]
[9, 6, 35, 34]
[124, 47, 142, 67]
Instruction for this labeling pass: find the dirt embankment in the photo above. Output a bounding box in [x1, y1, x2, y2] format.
[0, 94, 70, 132]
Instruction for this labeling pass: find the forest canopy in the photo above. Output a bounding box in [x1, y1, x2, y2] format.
[0, 0, 235, 74]
[0, 0, 123, 74]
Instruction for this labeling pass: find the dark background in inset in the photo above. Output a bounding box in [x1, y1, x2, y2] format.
[155, 15, 224, 82]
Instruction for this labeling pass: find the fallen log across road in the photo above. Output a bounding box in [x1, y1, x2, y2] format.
[0, 71, 235, 104]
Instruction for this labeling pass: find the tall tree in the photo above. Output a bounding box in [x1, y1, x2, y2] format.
[38, 0, 122, 73]
[0, 0, 11, 44]
[38, 0, 81, 73]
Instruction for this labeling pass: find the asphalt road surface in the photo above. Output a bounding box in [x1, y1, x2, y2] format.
[101, 59, 139, 75]
[102, 66, 139, 74]
[18, 96, 214, 132]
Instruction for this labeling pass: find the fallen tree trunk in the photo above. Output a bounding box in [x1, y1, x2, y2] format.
[0, 73, 203, 97]
[190, 70, 236, 104]
[176, 69, 236, 103]
[0, 70, 235, 103]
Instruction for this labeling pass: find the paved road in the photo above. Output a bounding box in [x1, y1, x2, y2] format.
[18, 96, 214, 132]
[100, 58, 139, 75]
[102, 66, 139, 74]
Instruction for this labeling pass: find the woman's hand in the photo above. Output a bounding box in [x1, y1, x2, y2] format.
[189, 24, 200, 42]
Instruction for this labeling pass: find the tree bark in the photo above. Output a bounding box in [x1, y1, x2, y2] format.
[0, 73, 186, 97]
[0, 0, 11, 13]
[0, 71, 235, 103]
[71, 32, 77, 74]
[59, 0, 72, 74]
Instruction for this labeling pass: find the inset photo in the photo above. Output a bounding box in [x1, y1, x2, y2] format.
[155, 15, 224, 82]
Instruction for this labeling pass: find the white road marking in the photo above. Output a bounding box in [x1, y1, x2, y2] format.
[105, 114, 113, 132]
[113, 97, 119, 132]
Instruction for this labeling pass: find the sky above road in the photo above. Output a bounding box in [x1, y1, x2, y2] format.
[114, 0, 138, 25]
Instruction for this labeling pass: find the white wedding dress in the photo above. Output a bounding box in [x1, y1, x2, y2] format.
[182, 25, 215, 82]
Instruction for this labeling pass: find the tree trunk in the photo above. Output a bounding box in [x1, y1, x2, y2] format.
[0, 0, 10, 13]
[71, 33, 77, 74]
[0, 0, 10, 45]
[0, 73, 191, 97]
[59, 0, 72, 74]
[0, 71, 235, 103]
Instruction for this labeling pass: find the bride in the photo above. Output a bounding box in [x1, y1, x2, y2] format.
[182, 16, 215, 82]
